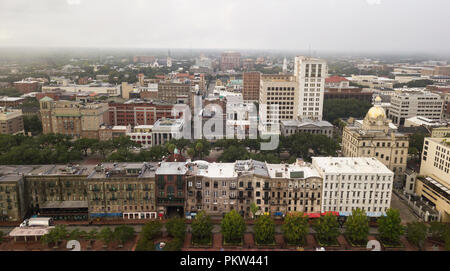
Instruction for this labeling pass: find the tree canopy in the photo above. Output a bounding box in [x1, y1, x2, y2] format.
[254, 215, 275, 245]
[221, 210, 246, 244]
[323, 98, 372, 123]
[312, 213, 340, 245]
[344, 208, 369, 245]
[406, 222, 427, 250]
[191, 211, 213, 245]
[282, 212, 309, 245]
[377, 208, 405, 246]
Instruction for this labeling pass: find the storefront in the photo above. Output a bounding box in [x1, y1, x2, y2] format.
[123, 212, 157, 219]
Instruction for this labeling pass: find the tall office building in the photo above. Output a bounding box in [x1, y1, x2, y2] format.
[243, 72, 261, 102]
[259, 74, 298, 121]
[294, 56, 327, 121]
[388, 89, 444, 126]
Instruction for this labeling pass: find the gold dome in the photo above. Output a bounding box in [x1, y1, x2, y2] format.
[366, 105, 386, 120]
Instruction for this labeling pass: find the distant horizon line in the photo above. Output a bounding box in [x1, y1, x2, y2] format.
[0, 45, 449, 58]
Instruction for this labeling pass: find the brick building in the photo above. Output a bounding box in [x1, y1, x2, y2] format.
[14, 80, 39, 93]
[220, 52, 241, 71]
[108, 100, 185, 127]
[243, 72, 261, 102]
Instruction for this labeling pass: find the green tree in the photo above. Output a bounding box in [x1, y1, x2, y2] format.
[86, 229, 98, 241]
[406, 222, 427, 250]
[162, 238, 183, 251]
[167, 143, 176, 154]
[313, 213, 340, 245]
[408, 132, 428, 156]
[428, 222, 450, 242]
[92, 140, 114, 159]
[191, 211, 213, 245]
[69, 228, 84, 240]
[282, 212, 309, 245]
[221, 210, 246, 244]
[344, 208, 369, 245]
[74, 138, 98, 156]
[112, 135, 139, 150]
[165, 217, 186, 241]
[23, 115, 43, 135]
[254, 215, 275, 245]
[250, 202, 259, 219]
[41, 225, 68, 246]
[113, 225, 136, 245]
[218, 145, 250, 162]
[377, 208, 405, 246]
[167, 138, 191, 152]
[99, 227, 114, 247]
[135, 220, 162, 251]
[323, 98, 372, 123]
[141, 220, 162, 240]
[186, 148, 195, 159]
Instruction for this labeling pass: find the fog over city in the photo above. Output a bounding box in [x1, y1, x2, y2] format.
[0, 0, 449, 55]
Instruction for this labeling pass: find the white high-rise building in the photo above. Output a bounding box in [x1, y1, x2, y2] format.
[294, 56, 327, 121]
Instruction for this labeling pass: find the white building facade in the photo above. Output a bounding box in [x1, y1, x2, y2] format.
[294, 56, 327, 121]
[312, 157, 394, 215]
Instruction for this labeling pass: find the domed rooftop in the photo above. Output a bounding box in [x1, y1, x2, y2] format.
[366, 105, 386, 120]
[39, 96, 54, 102]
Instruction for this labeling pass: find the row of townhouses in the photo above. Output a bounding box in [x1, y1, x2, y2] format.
[0, 157, 393, 222]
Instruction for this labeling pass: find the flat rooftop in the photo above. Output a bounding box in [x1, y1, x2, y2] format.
[312, 157, 393, 175]
[26, 164, 97, 176]
[426, 137, 450, 148]
[9, 227, 54, 237]
[0, 174, 23, 183]
[87, 162, 157, 179]
[266, 163, 320, 179]
[190, 161, 237, 178]
[156, 162, 188, 175]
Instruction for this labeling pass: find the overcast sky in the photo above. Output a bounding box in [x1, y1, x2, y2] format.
[0, 0, 449, 54]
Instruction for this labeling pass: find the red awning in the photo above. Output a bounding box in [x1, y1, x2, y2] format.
[305, 213, 321, 218]
[321, 211, 339, 216]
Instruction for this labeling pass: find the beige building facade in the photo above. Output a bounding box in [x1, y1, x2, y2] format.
[0, 107, 24, 135]
[39, 97, 109, 139]
[417, 137, 450, 222]
[342, 97, 409, 180]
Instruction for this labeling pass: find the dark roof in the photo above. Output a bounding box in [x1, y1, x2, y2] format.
[397, 126, 430, 135]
